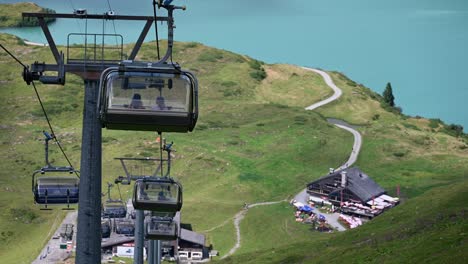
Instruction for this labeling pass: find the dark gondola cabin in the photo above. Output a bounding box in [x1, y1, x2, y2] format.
[34, 176, 79, 205]
[116, 220, 135, 236]
[132, 178, 182, 212]
[103, 202, 127, 218]
[98, 64, 198, 132]
[101, 220, 111, 238]
[146, 217, 178, 240]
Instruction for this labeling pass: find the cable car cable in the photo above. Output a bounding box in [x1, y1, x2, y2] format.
[105, 0, 119, 46]
[68, 0, 76, 11]
[0, 44, 80, 178]
[31, 82, 80, 178]
[159, 132, 164, 177]
[106, 0, 112, 11]
[68, 0, 84, 35]
[0, 43, 27, 68]
[152, 0, 161, 60]
[116, 182, 124, 202]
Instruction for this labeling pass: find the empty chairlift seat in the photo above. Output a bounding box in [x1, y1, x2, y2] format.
[98, 63, 198, 132]
[146, 217, 178, 240]
[33, 175, 79, 205]
[132, 178, 182, 212]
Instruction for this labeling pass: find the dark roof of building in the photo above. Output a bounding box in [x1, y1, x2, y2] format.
[101, 236, 134, 248]
[180, 228, 205, 246]
[308, 167, 385, 202]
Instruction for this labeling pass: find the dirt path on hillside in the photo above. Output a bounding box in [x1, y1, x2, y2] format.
[220, 67, 362, 259]
[220, 199, 286, 260]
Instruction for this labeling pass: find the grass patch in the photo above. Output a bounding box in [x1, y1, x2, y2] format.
[0, 3, 55, 27]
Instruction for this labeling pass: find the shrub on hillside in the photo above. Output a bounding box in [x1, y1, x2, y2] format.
[221, 81, 237, 87]
[184, 42, 199, 48]
[428, 118, 442, 129]
[223, 88, 242, 97]
[248, 59, 267, 81]
[250, 69, 267, 81]
[10, 207, 40, 224]
[198, 50, 223, 62]
[346, 80, 357, 87]
[248, 59, 263, 70]
[444, 123, 464, 137]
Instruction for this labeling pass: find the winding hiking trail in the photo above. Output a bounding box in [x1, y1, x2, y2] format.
[220, 200, 286, 260]
[220, 67, 363, 259]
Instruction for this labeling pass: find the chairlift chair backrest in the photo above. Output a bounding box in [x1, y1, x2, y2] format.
[103, 201, 127, 218]
[132, 177, 182, 212]
[32, 167, 79, 206]
[98, 63, 198, 132]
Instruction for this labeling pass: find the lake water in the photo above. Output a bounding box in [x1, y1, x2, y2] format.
[1, 0, 467, 130]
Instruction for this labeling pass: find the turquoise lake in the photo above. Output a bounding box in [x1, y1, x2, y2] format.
[1, 0, 467, 130]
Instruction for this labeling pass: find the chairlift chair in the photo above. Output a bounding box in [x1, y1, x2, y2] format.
[115, 220, 135, 236]
[32, 166, 79, 210]
[98, 62, 198, 132]
[146, 217, 178, 240]
[132, 177, 182, 212]
[103, 201, 127, 218]
[101, 220, 111, 238]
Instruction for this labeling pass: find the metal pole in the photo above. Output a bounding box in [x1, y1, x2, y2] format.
[155, 240, 161, 264]
[75, 80, 102, 264]
[134, 210, 144, 264]
[148, 240, 155, 264]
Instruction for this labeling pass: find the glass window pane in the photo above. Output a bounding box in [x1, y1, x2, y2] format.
[137, 182, 178, 203]
[107, 72, 191, 112]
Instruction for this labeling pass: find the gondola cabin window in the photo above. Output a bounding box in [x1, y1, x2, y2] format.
[146, 218, 178, 240]
[107, 73, 191, 113]
[137, 181, 179, 203]
[132, 179, 183, 212]
[99, 67, 197, 132]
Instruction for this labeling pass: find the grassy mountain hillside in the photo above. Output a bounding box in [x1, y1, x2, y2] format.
[220, 178, 468, 263]
[0, 31, 467, 263]
[0, 3, 55, 28]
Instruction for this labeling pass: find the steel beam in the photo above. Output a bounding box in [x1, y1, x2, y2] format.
[133, 210, 145, 264]
[23, 12, 169, 22]
[75, 80, 102, 264]
[129, 20, 154, 60]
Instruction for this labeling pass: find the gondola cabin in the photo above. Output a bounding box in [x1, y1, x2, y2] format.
[101, 220, 111, 238]
[132, 178, 182, 212]
[33, 174, 79, 207]
[34, 176, 79, 204]
[98, 63, 198, 132]
[146, 217, 178, 240]
[116, 220, 135, 236]
[103, 202, 127, 218]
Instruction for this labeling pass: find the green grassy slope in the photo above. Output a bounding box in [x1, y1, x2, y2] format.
[0, 33, 350, 262]
[0, 3, 55, 28]
[218, 178, 468, 264]
[0, 29, 467, 264]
